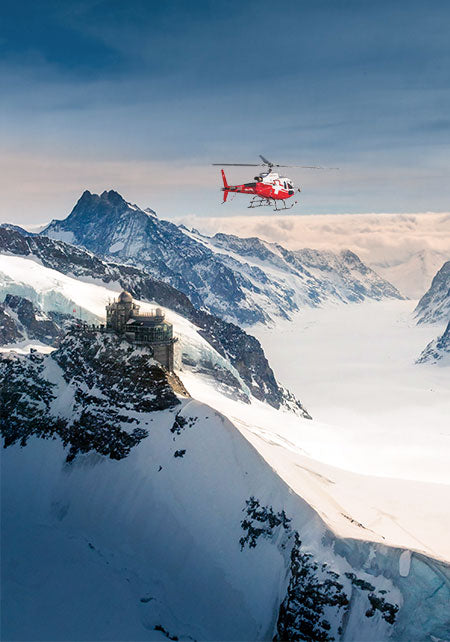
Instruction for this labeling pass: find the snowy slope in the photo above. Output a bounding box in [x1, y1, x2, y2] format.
[2, 332, 450, 641]
[417, 321, 450, 366]
[187, 229, 402, 312]
[42, 190, 402, 325]
[0, 226, 302, 411]
[1, 253, 448, 560]
[415, 260, 450, 324]
[0, 253, 254, 406]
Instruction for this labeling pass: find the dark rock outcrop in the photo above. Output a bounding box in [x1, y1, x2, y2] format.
[0, 329, 187, 462]
[0, 305, 23, 344]
[0, 295, 63, 345]
[416, 321, 450, 364]
[415, 260, 450, 324]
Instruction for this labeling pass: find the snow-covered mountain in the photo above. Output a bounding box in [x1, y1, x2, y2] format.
[369, 248, 450, 299]
[0, 226, 306, 413]
[417, 321, 450, 365]
[2, 328, 449, 641]
[415, 260, 450, 324]
[415, 261, 450, 364]
[42, 190, 402, 325]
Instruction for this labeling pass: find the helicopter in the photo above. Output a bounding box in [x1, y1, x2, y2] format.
[212, 155, 338, 211]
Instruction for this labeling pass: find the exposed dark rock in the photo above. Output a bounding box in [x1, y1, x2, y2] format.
[0, 305, 23, 344]
[415, 260, 450, 324]
[238, 497, 399, 641]
[239, 497, 291, 550]
[275, 532, 349, 642]
[2, 294, 63, 345]
[0, 329, 187, 462]
[416, 320, 450, 364]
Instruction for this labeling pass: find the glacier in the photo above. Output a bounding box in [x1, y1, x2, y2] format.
[1, 248, 449, 640]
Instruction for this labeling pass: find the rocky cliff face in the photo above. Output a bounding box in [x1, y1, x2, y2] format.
[0, 329, 187, 462]
[41, 190, 402, 325]
[2, 335, 449, 641]
[0, 226, 308, 414]
[417, 320, 450, 365]
[415, 260, 450, 324]
[0, 294, 67, 346]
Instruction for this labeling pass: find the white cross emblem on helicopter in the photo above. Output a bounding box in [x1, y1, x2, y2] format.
[272, 180, 283, 195]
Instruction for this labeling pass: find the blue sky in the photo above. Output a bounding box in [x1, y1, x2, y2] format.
[1, 0, 449, 223]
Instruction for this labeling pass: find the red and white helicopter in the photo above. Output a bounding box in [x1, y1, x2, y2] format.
[213, 155, 337, 211]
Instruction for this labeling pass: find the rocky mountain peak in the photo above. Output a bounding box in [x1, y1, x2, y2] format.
[41, 190, 402, 326]
[69, 189, 131, 221]
[99, 189, 128, 205]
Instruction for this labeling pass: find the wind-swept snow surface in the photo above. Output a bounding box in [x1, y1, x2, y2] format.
[247, 299, 450, 559]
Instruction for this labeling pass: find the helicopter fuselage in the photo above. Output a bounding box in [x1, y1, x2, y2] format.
[222, 170, 296, 202]
[214, 155, 336, 210]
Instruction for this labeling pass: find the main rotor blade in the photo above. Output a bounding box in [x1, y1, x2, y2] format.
[259, 154, 272, 165]
[211, 161, 340, 169]
[275, 165, 340, 170]
[211, 163, 261, 166]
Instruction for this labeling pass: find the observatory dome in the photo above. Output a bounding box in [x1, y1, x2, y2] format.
[118, 291, 133, 303]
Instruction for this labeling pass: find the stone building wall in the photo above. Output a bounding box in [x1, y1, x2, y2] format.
[105, 292, 176, 372]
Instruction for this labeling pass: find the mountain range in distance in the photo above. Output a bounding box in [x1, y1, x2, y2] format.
[41, 190, 403, 326]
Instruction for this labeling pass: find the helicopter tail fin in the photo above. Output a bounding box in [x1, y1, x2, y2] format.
[221, 169, 229, 202]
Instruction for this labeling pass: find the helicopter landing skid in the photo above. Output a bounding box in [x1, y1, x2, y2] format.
[248, 196, 297, 212]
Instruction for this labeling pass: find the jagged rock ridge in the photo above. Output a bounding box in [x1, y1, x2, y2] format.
[0, 329, 187, 462]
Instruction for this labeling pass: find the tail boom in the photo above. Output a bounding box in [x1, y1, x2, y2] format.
[221, 169, 229, 202]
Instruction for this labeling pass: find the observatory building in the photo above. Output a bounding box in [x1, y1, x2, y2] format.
[106, 291, 176, 371]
